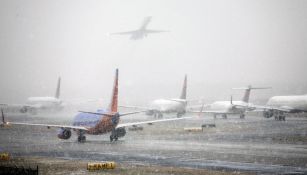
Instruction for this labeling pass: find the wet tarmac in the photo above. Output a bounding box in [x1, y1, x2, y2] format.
[1, 113, 307, 174]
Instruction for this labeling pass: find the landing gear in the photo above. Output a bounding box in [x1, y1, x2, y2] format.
[154, 112, 163, 119]
[77, 135, 86, 142]
[274, 111, 286, 121]
[275, 115, 286, 121]
[222, 114, 227, 119]
[177, 112, 184, 118]
[77, 130, 86, 143]
[110, 135, 118, 142]
[240, 113, 245, 119]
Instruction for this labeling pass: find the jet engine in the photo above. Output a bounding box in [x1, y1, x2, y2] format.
[114, 127, 126, 138]
[57, 128, 72, 139]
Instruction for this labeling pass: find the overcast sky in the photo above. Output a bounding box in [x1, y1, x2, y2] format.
[0, 0, 306, 105]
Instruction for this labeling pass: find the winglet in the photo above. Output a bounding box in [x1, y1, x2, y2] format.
[109, 69, 119, 113]
[1, 109, 5, 124]
[55, 77, 61, 99]
[180, 74, 187, 100]
[0, 109, 8, 127]
[198, 102, 205, 117]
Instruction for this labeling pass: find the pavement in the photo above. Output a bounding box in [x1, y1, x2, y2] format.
[0, 112, 307, 174]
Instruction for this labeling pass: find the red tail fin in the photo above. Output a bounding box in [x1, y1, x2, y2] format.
[109, 69, 119, 113]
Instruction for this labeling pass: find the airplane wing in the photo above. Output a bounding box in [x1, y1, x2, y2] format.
[249, 104, 292, 112]
[188, 110, 235, 115]
[78, 110, 148, 117]
[110, 31, 138, 35]
[4, 122, 89, 131]
[116, 116, 193, 128]
[119, 105, 151, 110]
[145, 29, 169, 33]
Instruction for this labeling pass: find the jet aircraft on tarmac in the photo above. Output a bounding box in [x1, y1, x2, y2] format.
[195, 85, 271, 119]
[0, 77, 63, 114]
[247, 94, 307, 121]
[1, 69, 192, 142]
[120, 75, 196, 118]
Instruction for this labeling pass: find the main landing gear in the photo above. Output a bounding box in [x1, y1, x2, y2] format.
[154, 112, 163, 119]
[77, 130, 86, 143]
[222, 114, 227, 119]
[274, 111, 286, 121]
[239, 113, 245, 119]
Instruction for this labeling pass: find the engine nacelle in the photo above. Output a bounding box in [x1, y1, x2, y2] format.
[57, 128, 72, 139]
[114, 127, 126, 138]
[263, 110, 274, 118]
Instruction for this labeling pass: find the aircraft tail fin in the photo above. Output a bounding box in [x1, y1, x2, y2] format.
[180, 75, 187, 100]
[108, 69, 119, 113]
[55, 77, 61, 99]
[140, 16, 152, 30]
[232, 85, 271, 103]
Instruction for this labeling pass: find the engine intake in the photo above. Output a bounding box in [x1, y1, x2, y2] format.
[115, 127, 126, 138]
[57, 128, 72, 139]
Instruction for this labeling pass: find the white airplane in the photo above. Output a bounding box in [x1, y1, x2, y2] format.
[251, 94, 307, 121]
[121, 75, 190, 118]
[111, 16, 169, 40]
[0, 77, 63, 114]
[196, 85, 271, 119]
[0, 69, 192, 142]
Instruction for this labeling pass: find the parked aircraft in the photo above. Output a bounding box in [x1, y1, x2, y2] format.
[111, 16, 169, 40]
[0, 77, 63, 114]
[0, 69, 192, 142]
[196, 85, 271, 119]
[253, 94, 307, 121]
[121, 75, 191, 118]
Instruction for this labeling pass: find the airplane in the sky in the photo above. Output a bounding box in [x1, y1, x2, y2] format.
[121, 75, 191, 118]
[249, 94, 307, 121]
[195, 85, 271, 119]
[110, 16, 169, 40]
[0, 77, 63, 114]
[1, 69, 192, 142]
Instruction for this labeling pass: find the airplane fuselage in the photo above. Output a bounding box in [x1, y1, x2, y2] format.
[267, 95, 307, 111]
[150, 99, 186, 113]
[26, 97, 63, 113]
[208, 101, 249, 114]
[72, 110, 119, 135]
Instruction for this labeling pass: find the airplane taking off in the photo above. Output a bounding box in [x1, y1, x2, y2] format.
[111, 16, 169, 40]
[0, 77, 63, 114]
[252, 94, 307, 121]
[1, 69, 192, 142]
[121, 75, 189, 118]
[196, 85, 271, 119]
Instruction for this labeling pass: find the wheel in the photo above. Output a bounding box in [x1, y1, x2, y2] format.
[240, 114, 245, 119]
[78, 135, 86, 142]
[222, 114, 227, 119]
[110, 135, 114, 142]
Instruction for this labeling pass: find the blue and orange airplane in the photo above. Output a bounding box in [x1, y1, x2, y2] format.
[1, 69, 191, 142]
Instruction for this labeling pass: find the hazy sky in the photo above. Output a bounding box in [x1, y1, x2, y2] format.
[0, 0, 306, 104]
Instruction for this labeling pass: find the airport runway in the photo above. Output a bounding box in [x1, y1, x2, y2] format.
[1, 113, 307, 174]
